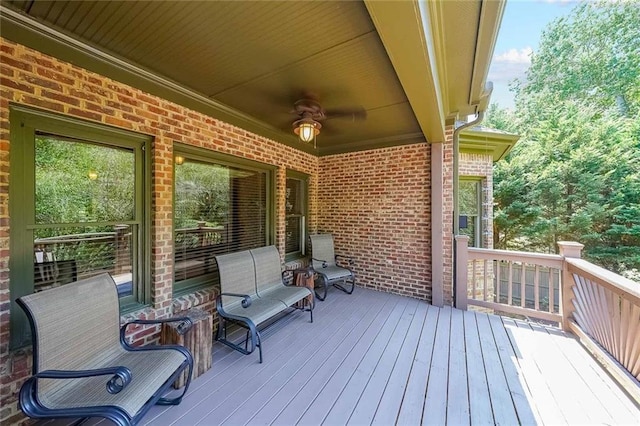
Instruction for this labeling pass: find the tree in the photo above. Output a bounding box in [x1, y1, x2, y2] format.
[490, 1, 640, 276]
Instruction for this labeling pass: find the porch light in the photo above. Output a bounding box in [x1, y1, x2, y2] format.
[293, 118, 321, 144]
[175, 155, 185, 165]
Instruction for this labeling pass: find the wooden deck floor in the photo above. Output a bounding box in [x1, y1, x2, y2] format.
[42, 287, 638, 426]
[136, 287, 639, 425]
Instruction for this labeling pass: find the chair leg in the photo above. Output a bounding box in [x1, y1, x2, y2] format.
[305, 297, 313, 323]
[256, 331, 263, 363]
[333, 273, 355, 295]
[314, 275, 328, 301]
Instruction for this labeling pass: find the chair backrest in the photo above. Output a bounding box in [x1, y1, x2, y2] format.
[17, 273, 121, 378]
[250, 246, 283, 295]
[310, 234, 337, 270]
[215, 250, 257, 308]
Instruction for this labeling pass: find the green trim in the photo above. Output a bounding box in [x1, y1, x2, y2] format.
[8, 105, 151, 348]
[459, 178, 483, 248]
[285, 170, 309, 261]
[459, 128, 520, 162]
[0, 6, 316, 156]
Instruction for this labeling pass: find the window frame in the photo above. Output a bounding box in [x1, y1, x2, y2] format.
[285, 170, 309, 261]
[172, 142, 276, 296]
[9, 105, 151, 349]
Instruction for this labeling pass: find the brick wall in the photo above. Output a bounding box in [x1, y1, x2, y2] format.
[317, 145, 432, 300]
[0, 38, 319, 424]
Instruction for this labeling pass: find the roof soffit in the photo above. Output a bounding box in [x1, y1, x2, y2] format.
[365, 0, 447, 144]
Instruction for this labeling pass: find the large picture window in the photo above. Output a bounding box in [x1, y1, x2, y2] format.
[173, 145, 274, 294]
[9, 106, 150, 349]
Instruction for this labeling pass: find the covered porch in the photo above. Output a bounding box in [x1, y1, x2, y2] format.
[1, 1, 639, 424]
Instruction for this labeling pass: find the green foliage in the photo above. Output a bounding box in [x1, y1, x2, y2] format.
[35, 137, 135, 227]
[174, 161, 230, 229]
[489, 1, 640, 276]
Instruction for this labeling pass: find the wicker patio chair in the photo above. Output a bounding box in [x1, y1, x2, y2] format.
[250, 245, 314, 318]
[17, 273, 194, 426]
[309, 234, 356, 301]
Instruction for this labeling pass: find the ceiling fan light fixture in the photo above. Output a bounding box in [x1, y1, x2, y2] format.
[293, 118, 321, 144]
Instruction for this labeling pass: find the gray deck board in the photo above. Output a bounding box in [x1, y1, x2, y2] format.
[395, 305, 439, 425]
[422, 306, 451, 425]
[476, 313, 520, 425]
[487, 315, 539, 425]
[462, 310, 494, 426]
[300, 297, 416, 425]
[446, 308, 469, 425]
[369, 302, 429, 425]
[40, 287, 639, 426]
[246, 291, 400, 426]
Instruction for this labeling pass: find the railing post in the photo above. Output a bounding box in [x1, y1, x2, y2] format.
[455, 235, 469, 310]
[558, 241, 583, 331]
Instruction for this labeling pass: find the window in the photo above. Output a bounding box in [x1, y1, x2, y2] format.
[285, 171, 308, 260]
[459, 179, 482, 247]
[9, 106, 150, 349]
[173, 144, 275, 294]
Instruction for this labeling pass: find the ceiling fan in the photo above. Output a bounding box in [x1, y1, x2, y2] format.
[291, 97, 366, 146]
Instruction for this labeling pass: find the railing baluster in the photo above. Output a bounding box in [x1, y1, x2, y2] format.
[621, 300, 633, 368]
[534, 265, 540, 311]
[483, 259, 488, 302]
[495, 260, 501, 303]
[472, 259, 478, 300]
[520, 262, 526, 308]
[548, 268, 553, 313]
[629, 303, 640, 377]
[608, 290, 621, 362]
[508, 261, 513, 306]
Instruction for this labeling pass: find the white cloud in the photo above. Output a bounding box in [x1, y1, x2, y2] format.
[493, 47, 533, 65]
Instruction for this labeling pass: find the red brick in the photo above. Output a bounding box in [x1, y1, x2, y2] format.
[40, 89, 80, 106]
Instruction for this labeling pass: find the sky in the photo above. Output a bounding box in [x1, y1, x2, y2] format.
[487, 0, 582, 109]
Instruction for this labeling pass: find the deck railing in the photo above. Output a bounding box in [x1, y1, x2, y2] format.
[455, 236, 640, 403]
[454, 235, 564, 324]
[562, 257, 640, 400]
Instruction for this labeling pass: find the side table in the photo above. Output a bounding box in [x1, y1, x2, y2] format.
[161, 307, 212, 388]
[293, 266, 315, 308]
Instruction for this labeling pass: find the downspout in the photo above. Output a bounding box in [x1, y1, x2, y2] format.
[453, 111, 484, 235]
[452, 111, 484, 306]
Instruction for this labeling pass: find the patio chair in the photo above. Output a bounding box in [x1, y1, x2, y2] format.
[215, 247, 313, 363]
[250, 245, 314, 316]
[17, 273, 194, 426]
[309, 234, 355, 301]
[215, 250, 288, 363]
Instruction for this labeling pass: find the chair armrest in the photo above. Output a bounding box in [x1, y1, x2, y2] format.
[34, 366, 132, 394]
[311, 258, 328, 268]
[218, 292, 252, 308]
